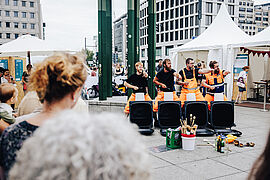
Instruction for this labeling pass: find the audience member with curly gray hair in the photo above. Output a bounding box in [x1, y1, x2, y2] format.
[9, 111, 151, 180]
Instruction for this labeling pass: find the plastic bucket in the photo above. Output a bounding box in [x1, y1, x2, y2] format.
[182, 136, 196, 150]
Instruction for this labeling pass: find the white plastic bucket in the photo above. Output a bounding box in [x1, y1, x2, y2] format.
[182, 136, 196, 150]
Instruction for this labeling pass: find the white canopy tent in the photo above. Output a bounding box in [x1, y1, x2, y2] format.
[170, 3, 252, 100]
[0, 35, 75, 64]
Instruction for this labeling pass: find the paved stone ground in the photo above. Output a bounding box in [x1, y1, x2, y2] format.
[141, 106, 270, 180]
[88, 97, 270, 179]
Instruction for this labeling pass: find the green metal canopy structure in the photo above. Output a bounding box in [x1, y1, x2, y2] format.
[98, 0, 156, 100]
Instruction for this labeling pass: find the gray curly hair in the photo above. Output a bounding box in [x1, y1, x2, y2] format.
[9, 111, 151, 180]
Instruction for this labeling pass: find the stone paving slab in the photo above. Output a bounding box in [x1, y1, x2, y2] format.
[140, 106, 270, 180]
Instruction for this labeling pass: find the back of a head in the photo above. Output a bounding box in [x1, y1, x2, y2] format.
[209, 60, 218, 69]
[29, 53, 87, 103]
[0, 83, 17, 103]
[9, 111, 151, 180]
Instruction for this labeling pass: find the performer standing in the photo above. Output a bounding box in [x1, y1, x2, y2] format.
[124, 62, 152, 114]
[202, 60, 230, 104]
[178, 58, 211, 104]
[153, 59, 180, 112]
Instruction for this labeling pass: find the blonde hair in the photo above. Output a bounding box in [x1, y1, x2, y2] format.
[29, 53, 87, 103]
[135, 62, 143, 68]
[0, 83, 17, 103]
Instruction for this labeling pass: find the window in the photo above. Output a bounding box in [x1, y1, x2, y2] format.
[165, 33, 169, 42]
[228, 5, 234, 15]
[165, 11, 169, 20]
[22, 23, 27, 29]
[239, 14, 245, 18]
[180, 7, 183, 16]
[175, 19, 179, 29]
[190, 16, 194, 26]
[180, 0, 183, 5]
[170, 32, 174, 41]
[0, 33, 2, 38]
[185, 29, 188, 39]
[190, 29, 193, 39]
[180, 18, 183, 28]
[13, 0, 18, 6]
[141, 49, 145, 57]
[206, 15, 212, 25]
[185, 17, 188, 27]
[195, 28, 199, 36]
[166, 0, 169, 9]
[156, 34, 159, 43]
[14, 11, 18, 17]
[185, 5, 189, 15]
[6, 33, 11, 39]
[171, 0, 174, 7]
[255, 17, 261, 21]
[6, 22, 10, 28]
[176, 0, 179, 6]
[157, 2, 160, 11]
[0, 22, 1, 27]
[5, 11, 10, 17]
[161, 1, 164, 10]
[170, 21, 174, 30]
[30, 1, 34, 7]
[156, 47, 162, 56]
[160, 22, 164, 31]
[161, 12, 164, 21]
[165, 46, 173, 56]
[170, 9, 174, 19]
[165, 21, 169, 31]
[22, 12, 27, 18]
[161, 33, 164, 42]
[14, 22, 19, 28]
[15, 33, 19, 39]
[175, 8, 179, 17]
[5, 0, 9, 5]
[22, 1, 26, 6]
[247, 8, 253, 13]
[31, 23, 35, 29]
[190, 4, 194, 14]
[206, 2, 213, 13]
[239, 7, 245, 12]
[157, 13, 160, 22]
[175, 31, 179, 40]
[30, 12, 35, 18]
[195, 15, 199, 25]
[263, 18, 268, 21]
[180, 30, 183, 40]
[263, 12, 268, 16]
[217, 3, 221, 13]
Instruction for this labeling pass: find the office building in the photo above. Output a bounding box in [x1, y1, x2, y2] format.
[0, 0, 43, 45]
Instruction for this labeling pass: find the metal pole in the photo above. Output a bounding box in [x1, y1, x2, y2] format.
[127, 0, 136, 97]
[98, 0, 107, 100]
[260, 83, 269, 112]
[147, 0, 156, 99]
[106, 0, 112, 97]
[135, 0, 140, 63]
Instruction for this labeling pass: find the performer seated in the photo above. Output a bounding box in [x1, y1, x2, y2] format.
[178, 58, 212, 105]
[153, 59, 180, 112]
[124, 62, 152, 114]
[202, 60, 230, 109]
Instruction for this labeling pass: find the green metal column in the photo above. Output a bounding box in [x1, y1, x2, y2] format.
[147, 0, 156, 99]
[98, 0, 107, 100]
[127, 0, 136, 97]
[106, 0, 112, 97]
[134, 0, 140, 63]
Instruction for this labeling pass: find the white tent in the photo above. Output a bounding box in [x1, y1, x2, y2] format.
[170, 3, 252, 100]
[0, 35, 74, 64]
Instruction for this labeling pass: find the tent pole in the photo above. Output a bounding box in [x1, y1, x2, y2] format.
[27, 51, 31, 65]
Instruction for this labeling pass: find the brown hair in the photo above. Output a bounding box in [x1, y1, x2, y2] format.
[0, 83, 17, 103]
[162, 59, 171, 67]
[29, 53, 87, 103]
[242, 66, 249, 70]
[209, 60, 218, 69]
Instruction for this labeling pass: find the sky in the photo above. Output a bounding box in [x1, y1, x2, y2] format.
[41, 0, 269, 51]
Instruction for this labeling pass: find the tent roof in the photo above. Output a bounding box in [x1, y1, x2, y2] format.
[170, 3, 251, 53]
[233, 26, 270, 47]
[0, 35, 74, 56]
